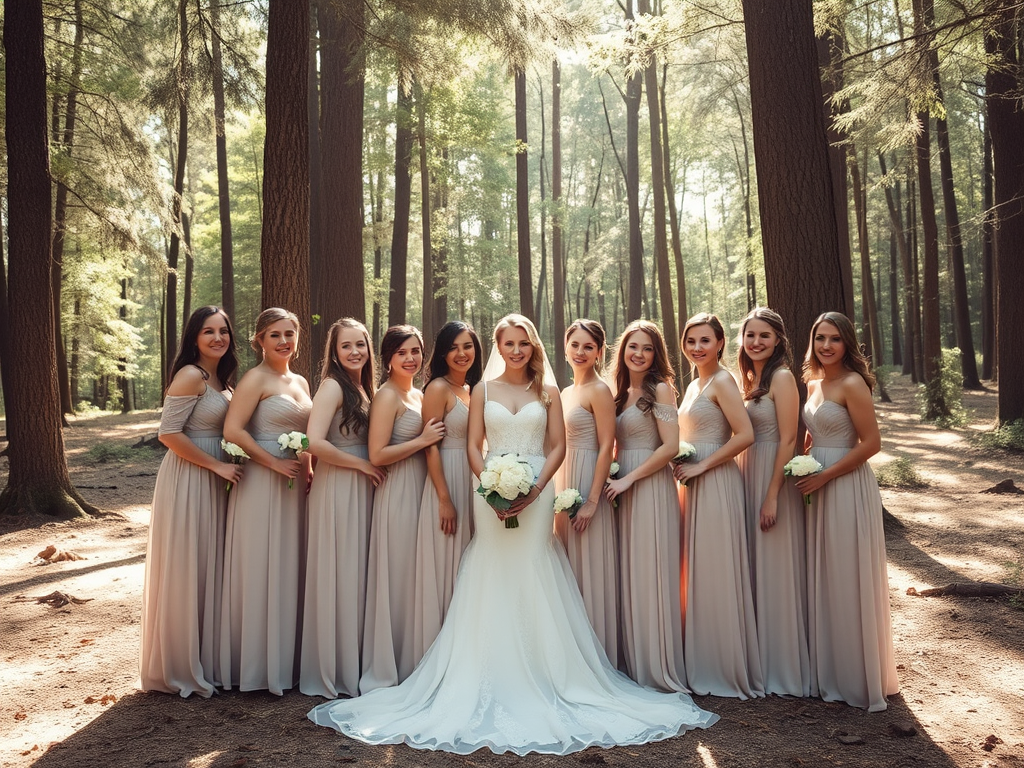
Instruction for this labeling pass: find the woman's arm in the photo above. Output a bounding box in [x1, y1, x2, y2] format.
[796, 375, 880, 495]
[467, 382, 487, 477]
[573, 381, 616, 533]
[675, 372, 754, 484]
[760, 369, 799, 531]
[368, 389, 445, 467]
[159, 367, 241, 484]
[223, 370, 301, 480]
[605, 382, 678, 502]
[306, 379, 385, 485]
[422, 379, 457, 535]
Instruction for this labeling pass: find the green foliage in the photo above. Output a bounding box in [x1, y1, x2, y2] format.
[921, 348, 967, 427]
[875, 456, 927, 489]
[980, 420, 1024, 453]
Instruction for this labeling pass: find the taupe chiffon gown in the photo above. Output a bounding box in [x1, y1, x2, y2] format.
[615, 401, 687, 691]
[140, 386, 228, 697]
[360, 407, 427, 693]
[555, 406, 620, 666]
[218, 394, 310, 694]
[413, 398, 474, 661]
[804, 400, 899, 711]
[738, 396, 811, 697]
[299, 406, 373, 698]
[679, 388, 764, 699]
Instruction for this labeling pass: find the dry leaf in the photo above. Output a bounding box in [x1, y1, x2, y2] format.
[14, 712, 27, 720]
[34, 545, 86, 563]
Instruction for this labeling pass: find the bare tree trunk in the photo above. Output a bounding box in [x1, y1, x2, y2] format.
[661, 65, 689, 385]
[534, 75, 547, 334]
[307, 4, 323, 357]
[370, 169, 384, 345]
[0, 0, 96, 518]
[165, 0, 190, 385]
[907, 169, 925, 381]
[261, 0, 311, 380]
[389, 80, 413, 325]
[551, 58, 566, 386]
[848, 146, 882, 364]
[889, 223, 903, 368]
[211, 0, 235, 322]
[981, 128, 995, 380]
[515, 68, 533, 319]
[417, 78, 433, 342]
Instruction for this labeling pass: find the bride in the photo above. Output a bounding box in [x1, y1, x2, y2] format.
[308, 314, 717, 754]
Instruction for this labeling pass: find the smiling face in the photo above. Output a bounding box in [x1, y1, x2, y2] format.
[260, 319, 299, 363]
[197, 312, 231, 362]
[622, 330, 655, 375]
[445, 330, 476, 377]
[565, 327, 601, 373]
[389, 335, 423, 379]
[683, 323, 723, 366]
[497, 324, 533, 372]
[335, 326, 369, 380]
[742, 317, 780, 364]
[813, 320, 845, 367]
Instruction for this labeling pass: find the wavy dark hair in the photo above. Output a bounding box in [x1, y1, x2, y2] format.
[802, 311, 876, 391]
[611, 320, 676, 416]
[168, 306, 238, 392]
[319, 317, 376, 436]
[425, 321, 483, 388]
[379, 324, 424, 384]
[564, 318, 607, 374]
[737, 307, 793, 402]
[251, 307, 300, 362]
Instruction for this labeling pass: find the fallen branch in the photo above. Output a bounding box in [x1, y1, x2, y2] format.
[907, 582, 1024, 598]
[34, 545, 86, 563]
[14, 591, 94, 608]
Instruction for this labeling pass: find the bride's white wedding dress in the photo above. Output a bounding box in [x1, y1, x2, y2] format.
[308, 391, 718, 755]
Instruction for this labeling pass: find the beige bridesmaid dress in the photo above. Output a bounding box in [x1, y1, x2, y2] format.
[140, 386, 228, 697]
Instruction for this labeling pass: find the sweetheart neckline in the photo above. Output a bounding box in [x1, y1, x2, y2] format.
[485, 398, 545, 417]
[805, 399, 844, 416]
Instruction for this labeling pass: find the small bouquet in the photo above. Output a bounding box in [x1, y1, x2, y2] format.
[607, 461, 621, 507]
[277, 430, 309, 488]
[554, 488, 584, 519]
[477, 453, 536, 529]
[784, 454, 824, 505]
[672, 441, 697, 485]
[220, 440, 249, 493]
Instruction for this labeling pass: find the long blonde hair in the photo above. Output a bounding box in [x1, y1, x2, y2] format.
[494, 313, 551, 407]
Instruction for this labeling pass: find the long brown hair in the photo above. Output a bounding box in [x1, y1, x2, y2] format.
[494, 314, 551, 407]
[737, 307, 793, 402]
[251, 307, 300, 362]
[802, 311, 876, 391]
[565, 318, 607, 374]
[168, 306, 239, 392]
[611, 320, 675, 416]
[319, 317, 376, 436]
[680, 312, 727, 376]
[379, 324, 424, 385]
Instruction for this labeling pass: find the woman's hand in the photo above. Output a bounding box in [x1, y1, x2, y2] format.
[438, 498, 458, 536]
[673, 460, 706, 485]
[604, 476, 632, 503]
[213, 461, 243, 485]
[571, 499, 598, 533]
[759, 494, 778, 531]
[502, 485, 541, 518]
[418, 417, 446, 448]
[795, 470, 830, 496]
[359, 460, 388, 487]
[272, 456, 302, 480]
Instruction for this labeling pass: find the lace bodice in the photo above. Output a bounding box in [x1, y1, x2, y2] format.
[484, 400, 547, 460]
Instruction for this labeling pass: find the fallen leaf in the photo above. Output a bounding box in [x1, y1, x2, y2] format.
[20, 746, 39, 756]
[14, 712, 27, 720]
[34, 545, 86, 563]
[981, 734, 1003, 752]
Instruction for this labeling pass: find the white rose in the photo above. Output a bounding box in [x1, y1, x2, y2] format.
[277, 434, 290, 450]
[479, 470, 499, 490]
[496, 478, 523, 501]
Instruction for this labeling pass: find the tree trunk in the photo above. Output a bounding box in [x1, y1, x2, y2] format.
[306, 4, 323, 358]
[986, 3, 1024, 422]
[889, 223, 903, 368]
[0, 0, 96, 518]
[534, 75, 547, 334]
[742, 0, 847, 382]
[317, 0, 365, 354]
[661, 65, 689, 387]
[514, 68, 533, 319]
[0, 198, 9, 405]
[848, 146, 882, 365]
[732, 91, 756, 312]
[261, 0, 311, 380]
[551, 58, 566, 386]
[907, 169, 925, 381]
[879, 152, 917, 376]
[417, 79, 433, 342]
[981, 127, 994, 380]
[211, 0, 235, 323]
[371, 168, 384, 345]
[625, 62, 642, 323]
[432, 148, 448, 330]
[915, 108, 945, 416]
[389, 80, 413, 326]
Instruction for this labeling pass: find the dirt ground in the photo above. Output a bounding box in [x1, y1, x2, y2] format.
[1, 374, 1023, 768]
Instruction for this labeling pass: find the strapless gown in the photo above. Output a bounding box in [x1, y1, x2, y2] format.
[308, 395, 718, 754]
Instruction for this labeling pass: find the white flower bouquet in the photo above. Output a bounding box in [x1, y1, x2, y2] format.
[278, 430, 309, 488]
[607, 461, 621, 507]
[553, 488, 584, 519]
[784, 454, 824, 505]
[477, 453, 536, 529]
[672, 441, 697, 485]
[220, 440, 249, 493]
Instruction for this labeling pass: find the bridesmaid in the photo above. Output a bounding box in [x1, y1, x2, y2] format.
[412, 321, 482, 660]
[556, 319, 620, 665]
[219, 307, 312, 694]
[605, 320, 687, 692]
[300, 318, 386, 698]
[140, 306, 240, 697]
[736, 308, 811, 697]
[360, 325, 446, 693]
[798, 311, 898, 711]
[675, 312, 763, 699]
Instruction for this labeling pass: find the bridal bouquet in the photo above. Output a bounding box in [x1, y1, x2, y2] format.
[672, 441, 697, 485]
[784, 454, 824, 505]
[477, 453, 536, 529]
[554, 488, 584, 520]
[220, 440, 249, 493]
[277, 430, 309, 489]
[608, 461, 620, 507]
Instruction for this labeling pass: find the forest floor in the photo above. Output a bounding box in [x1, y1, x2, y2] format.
[1, 374, 1023, 768]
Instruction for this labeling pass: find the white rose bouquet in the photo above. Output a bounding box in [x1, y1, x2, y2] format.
[477, 453, 536, 529]
[784, 454, 824, 505]
[672, 441, 697, 485]
[277, 430, 309, 489]
[220, 440, 249, 493]
[607, 461, 621, 507]
[553, 488, 584, 519]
